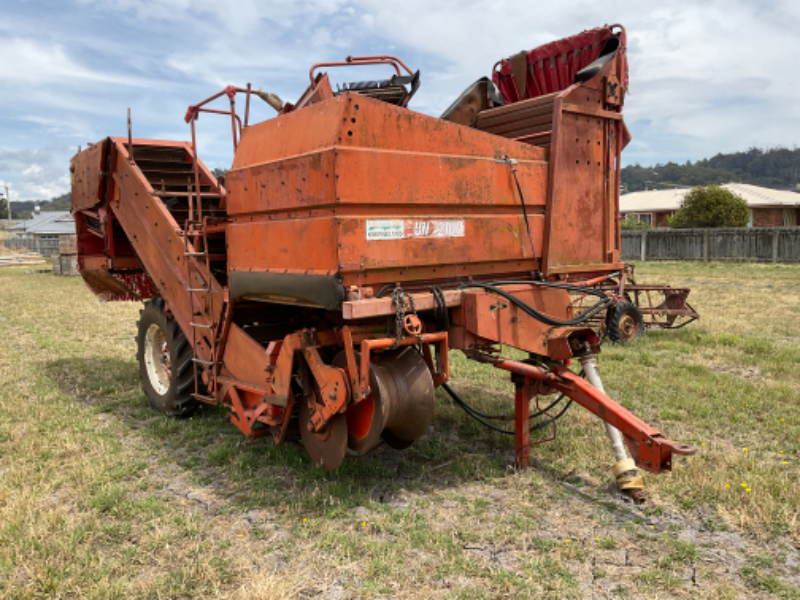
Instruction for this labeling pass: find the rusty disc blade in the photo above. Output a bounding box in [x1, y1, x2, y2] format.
[299, 400, 347, 470]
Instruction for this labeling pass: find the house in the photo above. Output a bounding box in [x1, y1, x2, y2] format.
[8, 211, 76, 255]
[620, 183, 800, 228]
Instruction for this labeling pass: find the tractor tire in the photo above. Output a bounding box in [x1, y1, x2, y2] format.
[136, 296, 199, 417]
[607, 301, 645, 343]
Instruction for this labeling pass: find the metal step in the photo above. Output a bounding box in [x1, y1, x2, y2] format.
[192, 358, 218, 366]
[192, 393, 218, 404]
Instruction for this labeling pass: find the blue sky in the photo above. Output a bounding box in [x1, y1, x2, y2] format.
[1, 0, 798, 201]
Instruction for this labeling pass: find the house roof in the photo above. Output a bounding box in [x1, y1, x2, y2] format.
[10, 211, 75, 234]
[620, 184, 800, 213]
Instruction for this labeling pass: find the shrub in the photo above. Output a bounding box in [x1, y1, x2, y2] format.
[620, 216, 653, 230]
[669, 185, 749, 228]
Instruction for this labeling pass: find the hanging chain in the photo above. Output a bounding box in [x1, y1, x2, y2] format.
[389, 287, 418, 349]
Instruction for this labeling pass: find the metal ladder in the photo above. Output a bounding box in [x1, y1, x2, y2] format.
[183, 179, 221, 402]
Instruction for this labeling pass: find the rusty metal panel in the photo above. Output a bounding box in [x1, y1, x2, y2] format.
[225, 93, 554, 291]
[226, 151, 336, 216]
[221, 324, 275, 393]
[231, 99, 344, 171]
[338, 94, 548, 160]
[336, 215, 544, 273]
[541, 81, 616, 274]
[333, 147, 547, 208]
[227, 217, 339, 273]
[70, 141, 106, 212]
[461, 286, 572, 354]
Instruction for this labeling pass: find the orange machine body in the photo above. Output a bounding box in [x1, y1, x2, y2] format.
[69, 27, 695, 476]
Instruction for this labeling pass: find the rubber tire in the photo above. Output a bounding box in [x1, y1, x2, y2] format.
[606, 301, 645, 343]
[136, 296, 199, 417]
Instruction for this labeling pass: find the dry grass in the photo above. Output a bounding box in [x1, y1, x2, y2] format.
[0, 262, 799, 599]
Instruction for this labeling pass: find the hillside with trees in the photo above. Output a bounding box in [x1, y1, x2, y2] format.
[622, 147, 800, 193]
[5, 192, 71, 219]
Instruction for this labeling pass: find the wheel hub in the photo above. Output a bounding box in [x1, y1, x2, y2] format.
[144, 323, 171, 395]
[618, 313, 639, 341]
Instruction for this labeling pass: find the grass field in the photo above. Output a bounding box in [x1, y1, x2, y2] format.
[0, 262, 799, 599]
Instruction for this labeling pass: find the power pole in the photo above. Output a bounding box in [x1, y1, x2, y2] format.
[3, 185, 9, 232]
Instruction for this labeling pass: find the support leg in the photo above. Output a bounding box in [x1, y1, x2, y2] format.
[513, 375, 532, 469]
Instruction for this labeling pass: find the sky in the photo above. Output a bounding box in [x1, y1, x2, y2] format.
[0, 0, 798, 202]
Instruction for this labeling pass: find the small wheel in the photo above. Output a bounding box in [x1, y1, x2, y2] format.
[607, 301, 644, 343]
[136, 296, 199, 417]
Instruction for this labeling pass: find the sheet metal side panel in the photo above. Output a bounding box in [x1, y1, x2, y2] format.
[227, 147, 548, 216]
[230, 99, 345, 171]
[229, 94, 547, 178]
[462, 287, 572, 354]
[226, 218, 339, 273]
[226, 151, 336, 216]
[338, 94, 548, 160]
[71, 142, 106, 212]
[334, 148, 547, 208]
[543, 86, 608, 271]
[337, 215, 544, 272]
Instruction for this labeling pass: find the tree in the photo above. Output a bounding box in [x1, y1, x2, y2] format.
[669, 185, 749, 228]
[620, 146, 800, 192]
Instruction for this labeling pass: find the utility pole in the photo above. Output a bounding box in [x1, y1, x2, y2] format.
[2, 185, 9, 232]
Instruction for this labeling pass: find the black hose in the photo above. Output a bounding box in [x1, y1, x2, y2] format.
[442, 381, 573, 436]
[458, 280, 613, 327]
[378, 278, 613, 328]
[431, 285, 450, 330]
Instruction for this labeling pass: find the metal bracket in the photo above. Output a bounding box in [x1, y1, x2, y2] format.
[302, 347, 349, 432]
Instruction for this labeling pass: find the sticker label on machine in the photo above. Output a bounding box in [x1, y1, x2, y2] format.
[365, 219, 465, 241]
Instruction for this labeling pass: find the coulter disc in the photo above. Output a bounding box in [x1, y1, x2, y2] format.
[299, 399, 347, 470]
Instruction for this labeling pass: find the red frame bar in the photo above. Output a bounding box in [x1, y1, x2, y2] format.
[472, 353, 696, 473]
[309, 55, 414, 85]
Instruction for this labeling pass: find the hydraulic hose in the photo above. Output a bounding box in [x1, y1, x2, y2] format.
[441, 381, 573, 436]
[458, 280, 614, 327]
[378, 279, 613, 328]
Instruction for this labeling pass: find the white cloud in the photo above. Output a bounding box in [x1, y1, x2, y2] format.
[0, 147, 72, 200]
[0, 38, 155, 87]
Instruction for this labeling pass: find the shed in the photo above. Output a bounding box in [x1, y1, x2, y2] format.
[8, 211, 76, 255]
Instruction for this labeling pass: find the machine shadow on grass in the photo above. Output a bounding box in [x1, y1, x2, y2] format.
[42, 355, 572, 515]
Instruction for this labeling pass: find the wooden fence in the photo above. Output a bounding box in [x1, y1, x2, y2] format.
[621, 228, 800, 263]
[0, 236, 60, 256]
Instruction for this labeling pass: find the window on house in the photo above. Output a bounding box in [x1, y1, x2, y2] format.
[633, 213, 652, 225]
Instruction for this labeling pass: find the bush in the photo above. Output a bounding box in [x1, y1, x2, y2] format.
[620, 216, 653, 230]
[669, 185, 749, 228]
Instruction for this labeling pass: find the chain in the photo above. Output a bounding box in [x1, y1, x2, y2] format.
[389, 287, 418, 349]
